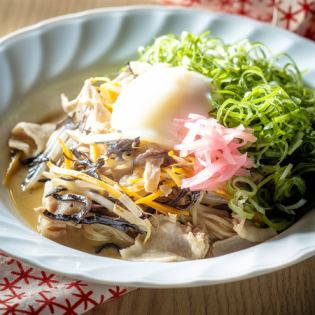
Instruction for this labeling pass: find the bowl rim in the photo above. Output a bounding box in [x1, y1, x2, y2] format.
[1, 5, 315, 288]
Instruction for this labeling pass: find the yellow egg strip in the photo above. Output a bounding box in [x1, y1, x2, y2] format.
[147, 201, 189, 216]
[135, 190, 164, 205]
[48, 162, 189, 216]
[165, 167, 182, 187]
[90, 144, 100, 163]
[48, 162, 121, 199]
[58, 138, 75, 169]
[120, 186, 188, 216]
[100, 82, 121, 104]
[129, 178, 142, 183]
[168, 150, 195, 166]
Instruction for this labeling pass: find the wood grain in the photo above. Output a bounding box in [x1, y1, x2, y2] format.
[86, 256, 315, 315]
[1, 1, 315, 314]
[0, 0, 154, 37]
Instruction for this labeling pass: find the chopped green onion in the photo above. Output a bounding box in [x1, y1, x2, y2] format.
[139, 32, 315, 231]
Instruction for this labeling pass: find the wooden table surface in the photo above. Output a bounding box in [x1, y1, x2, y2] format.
[2, 1, 315, 314]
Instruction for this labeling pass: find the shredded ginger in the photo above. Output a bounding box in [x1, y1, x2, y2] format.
[174, 114, 256, 192]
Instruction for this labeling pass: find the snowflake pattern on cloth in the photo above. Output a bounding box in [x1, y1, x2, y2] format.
[0, 252, 131, 315]
[162, 0, 315, 40]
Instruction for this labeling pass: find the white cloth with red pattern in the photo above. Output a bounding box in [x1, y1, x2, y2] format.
[163, 0, 315, 40]
[0, 252, 132, 315]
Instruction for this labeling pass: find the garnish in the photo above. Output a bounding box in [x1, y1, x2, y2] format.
[140, 32, 315, 230]
[175, 114, 256, 192]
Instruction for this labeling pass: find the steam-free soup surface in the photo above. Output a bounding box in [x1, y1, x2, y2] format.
[9, 168, 120, 258]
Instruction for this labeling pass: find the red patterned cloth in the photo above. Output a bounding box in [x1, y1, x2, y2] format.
[162, 0, 315, 40]
[0, 252, 132, 315]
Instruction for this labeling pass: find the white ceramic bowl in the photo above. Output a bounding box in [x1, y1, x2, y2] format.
[1, 6, 315, 288]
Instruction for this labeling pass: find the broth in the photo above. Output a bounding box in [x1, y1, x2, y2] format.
[5, 65, 124, 259]
[9, 168, 120, 258]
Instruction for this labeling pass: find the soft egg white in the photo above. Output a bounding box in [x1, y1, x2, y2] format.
[111, 66, 212, 148]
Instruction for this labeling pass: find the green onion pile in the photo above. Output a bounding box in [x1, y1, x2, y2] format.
[138, 32, 315, 231]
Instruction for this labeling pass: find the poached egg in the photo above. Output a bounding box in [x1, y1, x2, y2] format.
[111, 66, 212, 148]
